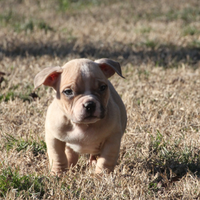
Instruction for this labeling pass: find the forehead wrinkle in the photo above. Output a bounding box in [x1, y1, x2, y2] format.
[80, 63, 109, 93]
[60, 61, 107, 93]
[82, 68, 90, 92]
[81, 63, 106, 79]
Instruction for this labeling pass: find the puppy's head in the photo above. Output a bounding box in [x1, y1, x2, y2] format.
[34, 58, 124, 124]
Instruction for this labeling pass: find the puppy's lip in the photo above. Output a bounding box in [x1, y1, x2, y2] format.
[84, 115, 98, 119]
[83, 116, 100, 123]
[72, 116, 101, 124]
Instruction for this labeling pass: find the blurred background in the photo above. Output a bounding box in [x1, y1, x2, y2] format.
[0, 0, 200, 67]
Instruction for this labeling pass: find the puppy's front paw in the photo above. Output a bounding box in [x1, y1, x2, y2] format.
[50, 164, 68, 177]
[95, 157, 115, 175]
[50, 169, 67, 177]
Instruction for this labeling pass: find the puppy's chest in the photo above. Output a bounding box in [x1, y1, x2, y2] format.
[64, 126, 105, 154]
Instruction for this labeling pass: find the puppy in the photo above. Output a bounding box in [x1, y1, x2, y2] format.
[34, 58, 127, 175]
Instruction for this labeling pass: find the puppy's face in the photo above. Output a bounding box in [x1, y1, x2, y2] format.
[34, 58, 124, 124]
[58, 60, 110, 124]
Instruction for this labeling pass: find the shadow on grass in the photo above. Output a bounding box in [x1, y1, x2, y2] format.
[124, 150, 200, 192]
[0, 40, 200, 67]
[145, 146, 200, 192]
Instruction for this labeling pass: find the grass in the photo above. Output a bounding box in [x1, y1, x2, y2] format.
[57, 0, 108, 11]
[149, 131, 200, 176]
[0, 82, 35, 102]
[13, 20, 54, 33]
[165, 7, 200, 22]
[190, 40, 200, 48]
[1, 133, 46, 155]
[143, 40, 158, 50]
[182, 26, 200, 36]
[0, 166, 45, 198]
[135, 6, 200, 22]
[0, 0, 200, 199]
[0, 10, 13, 25]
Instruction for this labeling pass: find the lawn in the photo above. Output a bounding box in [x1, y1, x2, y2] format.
[0, 0, 200, 199]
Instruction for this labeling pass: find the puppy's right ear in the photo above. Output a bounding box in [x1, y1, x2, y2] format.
[34, 66, 63, 90]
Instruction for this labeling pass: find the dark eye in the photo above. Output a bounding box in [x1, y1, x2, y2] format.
[100, 84, 107, 92]
[63, 89, 73, 96]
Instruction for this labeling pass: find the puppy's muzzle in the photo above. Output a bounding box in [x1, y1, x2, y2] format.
[83, 101, 96, 114]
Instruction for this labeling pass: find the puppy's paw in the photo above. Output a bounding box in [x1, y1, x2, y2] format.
[88, 154, 98, 167]
[50, 167, 68, 177]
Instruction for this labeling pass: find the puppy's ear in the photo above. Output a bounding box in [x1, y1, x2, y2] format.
[95, 58, 124, 79]
[34, 66, 63, 90]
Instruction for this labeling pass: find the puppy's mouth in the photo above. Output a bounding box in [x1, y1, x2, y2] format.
[72, 114, 105, 125]
[85, 112, 105, 119]
[84, 115, 98, 120]
[72, 116, 100, 125]
[84, 108, 105, 120]
[85, 116, 99, 123]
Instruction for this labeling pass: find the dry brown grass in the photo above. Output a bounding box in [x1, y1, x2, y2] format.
[1, 0, 200, 199]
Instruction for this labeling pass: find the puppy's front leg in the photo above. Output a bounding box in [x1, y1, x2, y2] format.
[45, 131, 68, 175]
[95, 136, 121, 174]
[65, 146, 79, 168]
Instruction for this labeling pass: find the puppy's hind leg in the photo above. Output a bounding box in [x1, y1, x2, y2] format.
[89, 154, 98, 166]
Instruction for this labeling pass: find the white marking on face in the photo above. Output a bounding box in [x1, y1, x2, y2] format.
[81, 64, 91, 94]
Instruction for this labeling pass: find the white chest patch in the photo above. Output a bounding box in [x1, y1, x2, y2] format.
[64, 124, 104, 154]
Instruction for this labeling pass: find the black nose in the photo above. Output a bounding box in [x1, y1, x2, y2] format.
[83, 101, 96, 113]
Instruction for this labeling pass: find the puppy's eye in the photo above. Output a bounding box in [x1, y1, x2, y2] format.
[100, 84, 107, 92]
[63, 89, 73, 96]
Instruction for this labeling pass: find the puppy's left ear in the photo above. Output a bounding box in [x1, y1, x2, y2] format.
[95, 58, 124, 79]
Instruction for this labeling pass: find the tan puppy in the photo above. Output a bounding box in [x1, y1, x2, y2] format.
[34, 58, 127, 175]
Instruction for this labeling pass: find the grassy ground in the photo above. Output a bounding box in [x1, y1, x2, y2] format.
[0, 0, 200, 199]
